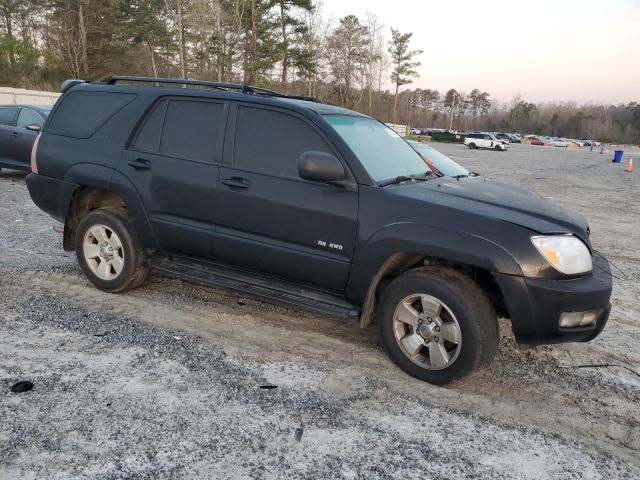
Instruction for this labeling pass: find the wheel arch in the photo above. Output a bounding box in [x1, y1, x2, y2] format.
[61, 167, 159, 252]
[351, 224, 519, 327]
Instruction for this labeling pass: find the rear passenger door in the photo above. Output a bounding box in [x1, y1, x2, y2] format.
[120, 97, 228, 257]
[214, 103, 358, 292]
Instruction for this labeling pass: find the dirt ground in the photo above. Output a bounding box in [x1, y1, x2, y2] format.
[1, 143, 638, 479]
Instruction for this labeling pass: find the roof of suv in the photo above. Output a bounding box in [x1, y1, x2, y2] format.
[271, 97, 365, 116]
[65, 76, 366, 118]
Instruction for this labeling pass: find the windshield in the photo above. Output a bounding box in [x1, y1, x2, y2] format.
[407, 141, 470, 177]
[324, 115, 429, 183]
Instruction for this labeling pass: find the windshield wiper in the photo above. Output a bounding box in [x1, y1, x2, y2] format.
[379, 172, 434, 187]
[452, 174, 469, 180]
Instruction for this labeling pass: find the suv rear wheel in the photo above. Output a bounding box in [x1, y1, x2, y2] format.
[75, 207, 149, 293]
[468, 142, 477, 149]
[377, 267, 498, 384]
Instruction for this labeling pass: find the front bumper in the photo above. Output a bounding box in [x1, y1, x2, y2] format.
[493, 252, 613, 345]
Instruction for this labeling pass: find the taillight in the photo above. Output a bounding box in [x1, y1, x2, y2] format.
[31, 133, 41, 174]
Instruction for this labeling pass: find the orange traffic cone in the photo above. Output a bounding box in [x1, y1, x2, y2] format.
[625, 158, 633, 173]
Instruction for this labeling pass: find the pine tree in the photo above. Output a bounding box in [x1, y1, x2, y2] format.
[388, 28, 422, 123]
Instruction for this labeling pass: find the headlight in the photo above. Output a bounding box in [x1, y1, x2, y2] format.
[531, 235, 592, 275]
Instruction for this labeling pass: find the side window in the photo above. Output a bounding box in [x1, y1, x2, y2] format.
[47, 91, 136, 138]
[0, 107, 18, 126]
[484, 134, 491, 140]
[133, 101, 167, 153]
[159, 99, 224, 162]
[233, 106, 332, 178]
[17, 108, 43, 129]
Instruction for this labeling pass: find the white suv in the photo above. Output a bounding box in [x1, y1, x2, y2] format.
[464, 132, 509, 151]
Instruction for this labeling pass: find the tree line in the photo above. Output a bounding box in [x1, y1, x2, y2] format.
[1, 0, 638, 143]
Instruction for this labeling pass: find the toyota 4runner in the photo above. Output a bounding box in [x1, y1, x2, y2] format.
[26, 76, 613, 384]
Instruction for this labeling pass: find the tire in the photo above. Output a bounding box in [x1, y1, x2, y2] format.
[495, 145, 502, 151]
[377, 266, 499, 385]
[468, 143, 476, 149]
[75, 207, 149, 293]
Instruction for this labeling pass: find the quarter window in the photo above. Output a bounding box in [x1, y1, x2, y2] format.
[47, 91, 136, 138]
[233, 106, 332, 178]
[17, 108, 43, 129]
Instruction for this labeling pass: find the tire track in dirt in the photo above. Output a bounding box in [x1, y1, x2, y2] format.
[5, 266, 639, 468]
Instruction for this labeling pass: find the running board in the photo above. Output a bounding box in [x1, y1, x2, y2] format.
[151, 255, 361, 321]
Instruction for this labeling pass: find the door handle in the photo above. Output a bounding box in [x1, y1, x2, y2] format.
[221, 176, 249, 189]
[128, 158, 151, 171]
[11, 131, 19, 137]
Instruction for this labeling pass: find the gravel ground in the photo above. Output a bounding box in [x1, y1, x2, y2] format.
[0, 143, 639, 479]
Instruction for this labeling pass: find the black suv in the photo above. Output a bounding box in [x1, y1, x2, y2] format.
[26, 76, 612, 384]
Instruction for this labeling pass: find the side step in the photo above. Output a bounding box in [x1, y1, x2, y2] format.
[151, 255, 361, 321]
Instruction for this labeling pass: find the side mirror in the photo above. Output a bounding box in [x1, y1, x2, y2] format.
[299, 152, 356, 192]
[298, 151, 344, 182]
[26, 124, 41, 133]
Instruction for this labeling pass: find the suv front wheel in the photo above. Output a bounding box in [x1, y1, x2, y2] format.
[75, 207, 149, 293]
[378, 267, 499, 384]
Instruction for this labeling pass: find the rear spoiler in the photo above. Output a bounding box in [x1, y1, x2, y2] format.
[61, 79, 86, 93]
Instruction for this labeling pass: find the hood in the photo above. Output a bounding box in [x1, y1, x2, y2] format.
[389, 176, 590, 241]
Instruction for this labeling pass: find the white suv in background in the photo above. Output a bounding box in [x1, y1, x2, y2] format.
[464, 132, 509, 151]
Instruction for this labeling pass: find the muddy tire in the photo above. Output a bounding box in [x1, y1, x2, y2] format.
[75, 207, 149, 293]
[377, 266, 499, 385]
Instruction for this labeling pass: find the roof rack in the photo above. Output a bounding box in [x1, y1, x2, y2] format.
[100, 76, 319, 102]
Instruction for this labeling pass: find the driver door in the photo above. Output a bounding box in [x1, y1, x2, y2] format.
[213, 103, 358, 292]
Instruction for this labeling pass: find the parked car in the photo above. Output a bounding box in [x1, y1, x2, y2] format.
[27, 76, 612, 385]
[0, 104, 51, 172]
[508, 133, 522, 143]
[406, 140, 475, 177]
[550, 137, 570, 148]
[464, 132, 509, 151]
[523, 135, 545, 146]
[494, 132, 511, 142]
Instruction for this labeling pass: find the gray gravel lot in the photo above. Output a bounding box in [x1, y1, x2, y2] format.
[1, 143, 639, 479]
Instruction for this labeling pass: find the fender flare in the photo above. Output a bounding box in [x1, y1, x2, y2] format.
[349, 223, 524, 327]
[60, 164, 160, 251]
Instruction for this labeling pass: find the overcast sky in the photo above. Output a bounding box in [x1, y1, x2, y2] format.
[321, 0, 639, 104]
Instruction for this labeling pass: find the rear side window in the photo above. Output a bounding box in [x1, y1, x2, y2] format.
[0, 107, 18, 126]
[47, 91, 136, 138]
[159, 99, 224, 162]
[233, 106, 331, 178]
